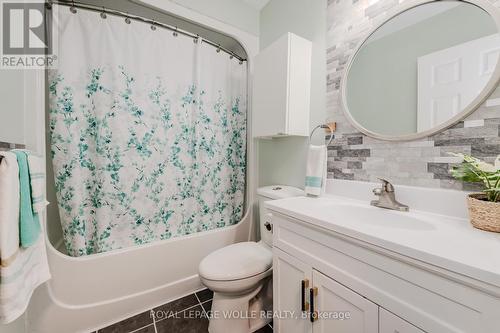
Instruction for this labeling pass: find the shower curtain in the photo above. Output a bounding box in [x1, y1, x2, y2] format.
[48, 8, 247, 256]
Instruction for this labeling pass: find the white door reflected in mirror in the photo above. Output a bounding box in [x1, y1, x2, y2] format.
[342, 0, 500, 140]
[417, 33, 500, 132]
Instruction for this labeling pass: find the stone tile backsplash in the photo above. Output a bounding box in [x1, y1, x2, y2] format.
[326, 0, 500, 190]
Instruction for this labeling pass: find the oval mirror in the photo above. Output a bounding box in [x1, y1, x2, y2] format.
[342, 0, 500, 140]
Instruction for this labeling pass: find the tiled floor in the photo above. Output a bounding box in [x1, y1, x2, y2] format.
[95, 289, 273, 333]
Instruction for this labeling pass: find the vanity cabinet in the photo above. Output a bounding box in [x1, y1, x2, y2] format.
[312, 269, 378, 333]
[274, 247, 401, 333]
[379, 309, 425, 333]
[273, 248, 312, 333]
[252, 32, 311, 138]
[270, 210, 500, 333]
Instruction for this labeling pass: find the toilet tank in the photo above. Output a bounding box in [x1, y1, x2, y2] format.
[257, 185, 305, 246]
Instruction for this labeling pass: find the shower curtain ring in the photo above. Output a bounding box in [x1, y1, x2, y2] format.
[239, 60, 243, 65]
[70, 1, 77, 13]
[151, 21, 157, 31]
[229, 53, 234, 59]
[100, 7, 107, 19]
[216, 45, 221, 53]
[173, 27, 178, 37]
[193, 35, 199, 43]
[125, 13, 131, 24]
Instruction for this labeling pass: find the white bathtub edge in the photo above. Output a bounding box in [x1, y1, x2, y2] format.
[28, 273, 203, 333]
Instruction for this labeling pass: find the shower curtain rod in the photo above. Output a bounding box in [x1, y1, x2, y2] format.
[47, 0, 248, 62]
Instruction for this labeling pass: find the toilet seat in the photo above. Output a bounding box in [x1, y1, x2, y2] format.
[199, 242, 272, 282]
[200, 267, 272, 294]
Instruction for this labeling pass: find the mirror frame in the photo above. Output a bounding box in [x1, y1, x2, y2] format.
[340, 0, 500, 141]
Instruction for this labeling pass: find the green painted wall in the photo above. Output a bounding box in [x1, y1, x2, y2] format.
[0, 70, 25, 144]
[258, 0, 327, 188]
[346, 4, 497, 136]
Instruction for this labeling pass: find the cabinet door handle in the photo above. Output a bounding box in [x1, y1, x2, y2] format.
[309, 287, 318, 323]
[301, 279, 309, 312]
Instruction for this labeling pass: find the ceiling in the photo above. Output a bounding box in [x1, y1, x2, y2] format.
[242, 0, 271, 10]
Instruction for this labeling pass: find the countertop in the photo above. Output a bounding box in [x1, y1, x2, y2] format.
[266, 195, 500, 290]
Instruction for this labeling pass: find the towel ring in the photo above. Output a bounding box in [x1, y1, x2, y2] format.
[310, 124, 334, 146]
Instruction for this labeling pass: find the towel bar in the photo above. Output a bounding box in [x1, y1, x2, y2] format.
[309, 123, 335, 146]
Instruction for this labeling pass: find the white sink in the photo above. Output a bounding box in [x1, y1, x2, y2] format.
[327, 203, 435, 230]
[265, 181, 500, 291]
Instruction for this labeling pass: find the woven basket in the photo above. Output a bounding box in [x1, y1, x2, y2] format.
[467, 193, 500, 232]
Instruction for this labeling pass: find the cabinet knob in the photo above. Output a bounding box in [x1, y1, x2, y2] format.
[301, 279, 309, 312]
[310, 287, 318, 323]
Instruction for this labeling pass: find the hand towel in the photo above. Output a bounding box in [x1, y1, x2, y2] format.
[0, 152, 51, 324]
[12, 151, 41, 248]
[0, 152, 20, 264]
[23, 151, 49, 214]
[305, 145, 327, 196]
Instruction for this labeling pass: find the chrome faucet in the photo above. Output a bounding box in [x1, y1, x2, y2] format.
[370, 178, 409, 212]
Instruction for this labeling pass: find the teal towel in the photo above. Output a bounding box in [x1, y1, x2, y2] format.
[13, 151, 41, 247]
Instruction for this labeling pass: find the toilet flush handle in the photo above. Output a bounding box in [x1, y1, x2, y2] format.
[264, 221, 272, 232]
[264, 213, 273, 232]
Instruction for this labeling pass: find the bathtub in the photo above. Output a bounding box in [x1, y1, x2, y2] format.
[27, 208, 254, 333]
[23, 0, 258, 329]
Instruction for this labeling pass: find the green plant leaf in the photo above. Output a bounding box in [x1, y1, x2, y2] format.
[450, 164, 481, 183]
[448, 153, 500, 202]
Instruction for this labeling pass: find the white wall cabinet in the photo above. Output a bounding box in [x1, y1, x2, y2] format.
[252, 32, 311, 138]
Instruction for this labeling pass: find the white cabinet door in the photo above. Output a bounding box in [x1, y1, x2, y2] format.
[380, 308, 425, 333]
[273, 247, 313, 333]
[312, 270, 378, 333]
[253, 34, 289, 137]
[252, 33, 311, 138]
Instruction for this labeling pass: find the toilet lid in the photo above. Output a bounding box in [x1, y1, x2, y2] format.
[199, 242, 272, 281]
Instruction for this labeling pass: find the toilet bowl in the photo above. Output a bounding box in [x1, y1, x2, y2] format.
[198, 186, 304, 333]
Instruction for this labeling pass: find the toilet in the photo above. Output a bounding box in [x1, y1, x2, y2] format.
[198, 185, 304, 333]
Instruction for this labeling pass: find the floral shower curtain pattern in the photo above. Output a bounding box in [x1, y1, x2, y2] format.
[48, 9, 247, 256]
